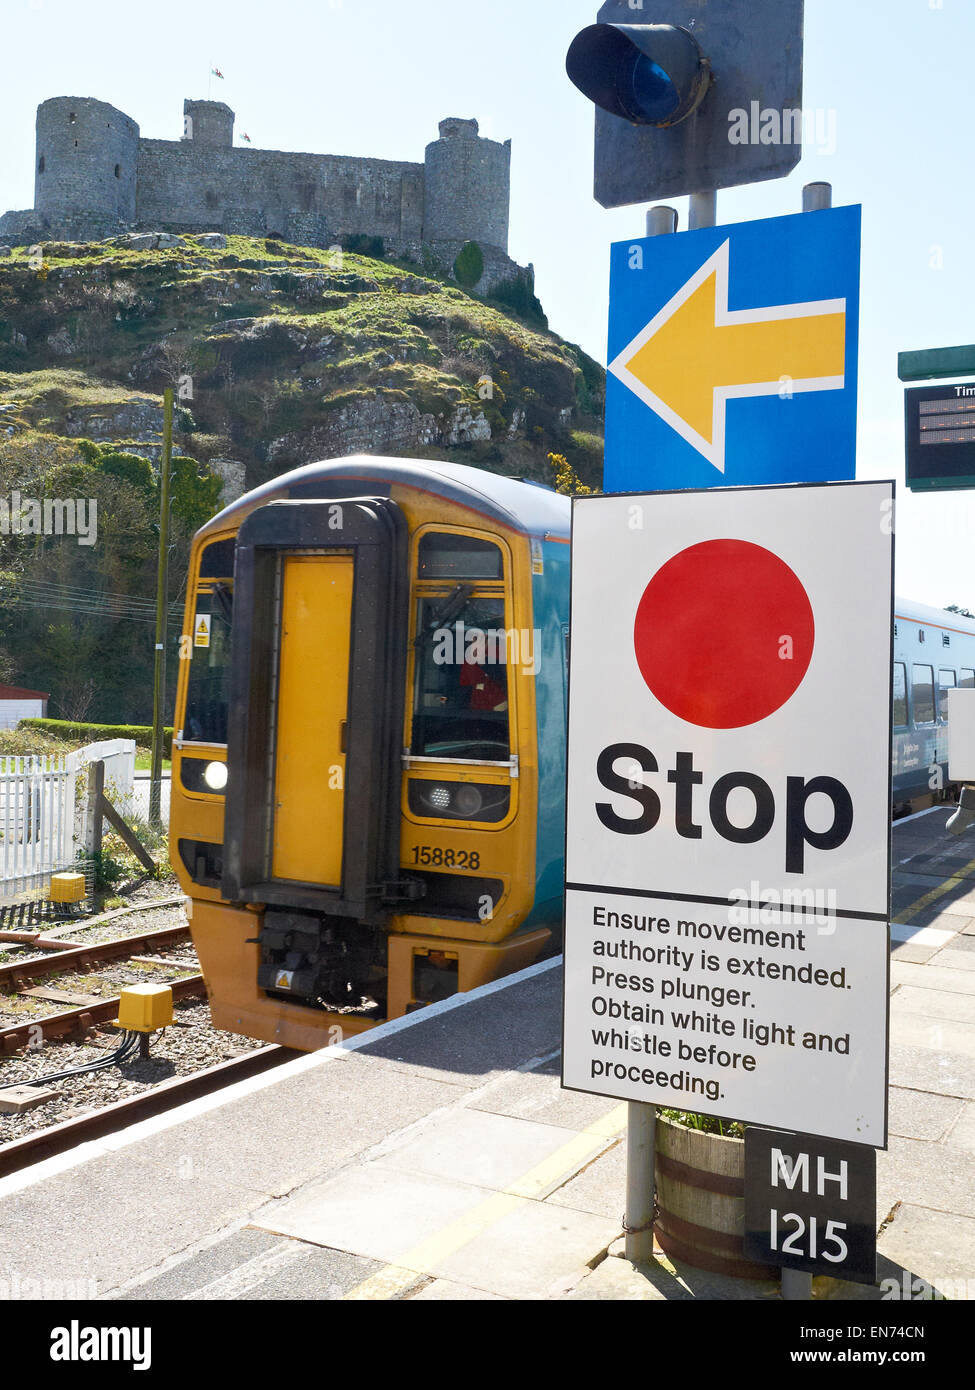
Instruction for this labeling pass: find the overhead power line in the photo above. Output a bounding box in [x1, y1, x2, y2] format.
[0, 576, 186, 626]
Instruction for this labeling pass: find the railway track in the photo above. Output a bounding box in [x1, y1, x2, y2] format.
[0, 903, 200, 1052]
[0, 974, 206, 1052]
[0, 894, 295, 1177]
[0, 923, 192, 989]
[0, 1044, 296, 1179]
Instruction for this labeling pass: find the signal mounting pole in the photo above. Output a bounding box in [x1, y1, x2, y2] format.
[621, 192, 689, 1266]
[564, 3, 877, 1304]
[623, 178, 720, 1265]
[149, 387, 173, 827]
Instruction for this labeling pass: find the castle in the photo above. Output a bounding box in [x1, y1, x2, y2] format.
[1, 97, 524, 292]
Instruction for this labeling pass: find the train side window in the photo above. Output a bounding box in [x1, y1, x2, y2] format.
[912, 664, 936, 725]
[892, 663, 907, 729]
[411, 595, 510, 761]
[961, 669, 975, 689]
[184, 587, 233, 745]
[938, 667, 956, 719]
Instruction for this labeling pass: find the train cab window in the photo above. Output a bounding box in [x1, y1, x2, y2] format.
[912, 664, 936, 725]
[199, 537, 235, 579]
[938, 668, 957, 719]
[184, 586, 233, 745]
[893, 663, 908, 729]
[411, 595, 509, 761]
[962, 669, 975, 689]
[418, 533, 503, 580]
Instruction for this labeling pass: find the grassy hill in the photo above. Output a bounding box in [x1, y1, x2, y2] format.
[0, 234, 604, 723]
[0, 234, 604, 487]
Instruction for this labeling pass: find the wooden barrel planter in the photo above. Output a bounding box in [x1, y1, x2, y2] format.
[654, 1114, 770, 1280]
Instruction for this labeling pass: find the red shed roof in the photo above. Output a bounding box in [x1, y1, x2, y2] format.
[0, 684, 50, 700]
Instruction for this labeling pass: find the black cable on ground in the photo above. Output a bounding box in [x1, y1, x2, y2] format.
[26, 1030, 142, 1087]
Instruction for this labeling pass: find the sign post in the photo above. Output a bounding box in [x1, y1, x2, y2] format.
[565, 1, 884, 1302]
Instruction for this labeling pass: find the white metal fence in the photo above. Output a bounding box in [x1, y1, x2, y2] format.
[0, 754, 75, 898]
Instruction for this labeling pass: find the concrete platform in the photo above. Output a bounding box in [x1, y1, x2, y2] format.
[0, 805, 973, 1302]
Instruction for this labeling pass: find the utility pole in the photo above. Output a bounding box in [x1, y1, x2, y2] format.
[149, 387, 173, 827]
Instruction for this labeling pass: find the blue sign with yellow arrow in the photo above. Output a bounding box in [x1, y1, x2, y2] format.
[603, 205, 861, 492]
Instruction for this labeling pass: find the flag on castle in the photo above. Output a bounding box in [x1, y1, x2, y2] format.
[210, 68, 224, 79]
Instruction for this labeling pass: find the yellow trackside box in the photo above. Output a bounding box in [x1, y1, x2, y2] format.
[49, 872, 86, 903]
[117, 985, 174, 1032]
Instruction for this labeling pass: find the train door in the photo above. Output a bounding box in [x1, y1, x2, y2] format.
[271, 553, 354, 886]
[222, 497, 409, 929]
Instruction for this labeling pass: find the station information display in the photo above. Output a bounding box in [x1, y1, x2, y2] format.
[905, 382, 975, 491]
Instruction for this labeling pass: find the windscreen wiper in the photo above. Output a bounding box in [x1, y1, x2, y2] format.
[414, 583, 473, 646]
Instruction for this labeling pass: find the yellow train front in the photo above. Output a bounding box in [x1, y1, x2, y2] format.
[170, 456, 571, 1050]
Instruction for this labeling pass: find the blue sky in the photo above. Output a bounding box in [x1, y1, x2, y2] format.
[2, 0, 973, 607]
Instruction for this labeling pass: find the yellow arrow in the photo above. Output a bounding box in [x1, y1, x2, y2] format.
[609, 240, 847, 471]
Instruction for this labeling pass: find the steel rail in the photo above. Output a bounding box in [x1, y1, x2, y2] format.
[0, 974, 205, 1052]
[0, 925, 192, 990]
[0, 1043, 296, 1178]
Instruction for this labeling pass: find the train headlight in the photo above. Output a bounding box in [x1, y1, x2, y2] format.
[453, 784, 483, 818]
[203, 761, 228, 791]
[408, 779, 510, 824]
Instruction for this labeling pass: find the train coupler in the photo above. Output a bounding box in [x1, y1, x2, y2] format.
[254, 908, 384, 1013]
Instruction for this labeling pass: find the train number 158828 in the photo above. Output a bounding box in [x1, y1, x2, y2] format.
[409, 846, 481, 870]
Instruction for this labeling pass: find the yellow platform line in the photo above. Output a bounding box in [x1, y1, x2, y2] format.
[344, 1103, 628, 1300]
[349, 833, 972, 1300]
[893, 850, 975, 926]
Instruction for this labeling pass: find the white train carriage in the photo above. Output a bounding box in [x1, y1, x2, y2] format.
[893, 597, 975, 811]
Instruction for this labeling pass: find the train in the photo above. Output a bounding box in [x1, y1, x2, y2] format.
[170, 457, 971, 1050]
[170, 456, 571, 1050]
[892, 596, 975, 812]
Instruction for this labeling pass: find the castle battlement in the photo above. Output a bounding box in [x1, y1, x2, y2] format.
[1, 97, 518, 288]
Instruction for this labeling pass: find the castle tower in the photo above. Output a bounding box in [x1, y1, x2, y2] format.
[182, 100, 234, 148]
[423, 118, 510, 253]
[34, 97, 139, 225]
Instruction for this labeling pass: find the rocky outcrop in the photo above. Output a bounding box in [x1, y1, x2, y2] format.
[63, 398, 165, 440]
[268, 396, 494, 467]
[270, 395, 436, 465]
[447, 404, 491, 445]
[110, 232, 185, 251]
[209, 458, 247, 505]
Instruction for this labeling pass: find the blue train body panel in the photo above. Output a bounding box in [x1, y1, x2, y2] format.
[524, 535, 571, 931]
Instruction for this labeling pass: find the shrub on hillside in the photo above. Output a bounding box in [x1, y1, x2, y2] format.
[453, 241, 485, 289]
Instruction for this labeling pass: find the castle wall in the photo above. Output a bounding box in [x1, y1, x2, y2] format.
[135, 142, 424, 245]
[423, 118, 510, 252]
[183, 99, 234, 148]
[5, 99, 516, 273]
[35, 97, 138, 223]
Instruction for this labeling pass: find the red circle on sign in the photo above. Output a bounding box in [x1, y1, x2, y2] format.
[633, 539, 815, 729]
